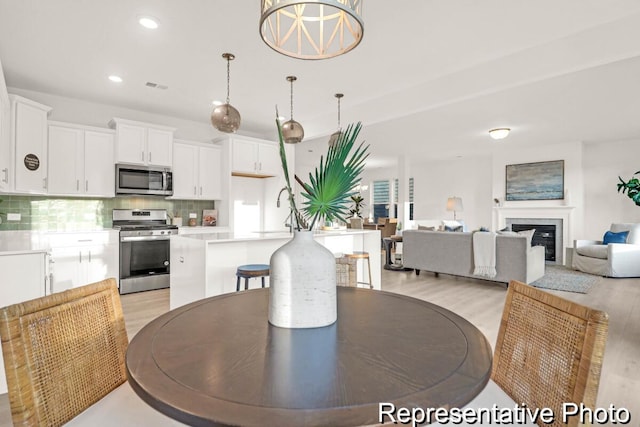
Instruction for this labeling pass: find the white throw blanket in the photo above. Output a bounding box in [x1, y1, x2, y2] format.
[473, 232, 497, 278]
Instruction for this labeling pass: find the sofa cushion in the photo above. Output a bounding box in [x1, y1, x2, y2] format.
[576, 244, 608, 259]
[603, 230, 629, 244]
[610, 223, 640, 245]
[418, 225, 435, 231]
[498, 229, 535, 246]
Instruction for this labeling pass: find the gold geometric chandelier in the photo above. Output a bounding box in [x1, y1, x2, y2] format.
[259, 0, 364, 60]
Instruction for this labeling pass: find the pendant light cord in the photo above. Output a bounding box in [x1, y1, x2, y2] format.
[290, 78, 294, 120]
[226, 56, 231, 105]
[337, 95, 341, 129]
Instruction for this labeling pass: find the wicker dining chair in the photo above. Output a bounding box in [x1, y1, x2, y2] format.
[491, 280, 609, 427]
[0, 278, 180, 427]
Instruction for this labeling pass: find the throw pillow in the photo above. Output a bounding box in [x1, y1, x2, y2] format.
[418, 225, 435, 231]
[442, 220, 463, 232]
[517, 229, 536, 247]
[602, 230, 629, 244]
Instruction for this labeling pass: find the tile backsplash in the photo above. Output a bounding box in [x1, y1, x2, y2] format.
[0, 195, 215, 231]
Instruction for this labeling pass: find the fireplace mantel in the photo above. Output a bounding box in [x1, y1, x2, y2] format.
[493, 206, 575, 259]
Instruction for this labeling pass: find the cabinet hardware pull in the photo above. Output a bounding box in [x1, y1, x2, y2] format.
[49, 273, 53, 294]
[79, 251, 82, 263]
[43, 177, 47, 189]
[77, 239, 92, 242]
[89, 251, 92, 262]
[142, 151, 145, 161]
[194, 186, 197, 195]
[179, 256, 184, 263]
[149, 152, 152, 163]
[2, 168, 8, 183]
[200, 186, 202, 195]
[77, 180, 80, 191]
[86, 180, 88, 192]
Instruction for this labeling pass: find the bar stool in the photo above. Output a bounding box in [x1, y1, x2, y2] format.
[343, 251, 373, 289]
[236, 264, 270, 291]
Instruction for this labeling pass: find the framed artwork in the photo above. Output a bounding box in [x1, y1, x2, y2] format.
[202, 209, 218, 226]
[505, 160, 564, 201]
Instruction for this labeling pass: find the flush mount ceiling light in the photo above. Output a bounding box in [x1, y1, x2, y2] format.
[282, 76, 304, 144]
[138, 16, 159, 29]
[259, 0, 364, 60]
[328, 93, 343, 147]
[489, 128, 511, 140]
[108, 75, 123, 83]
[211, 53, 241, 133]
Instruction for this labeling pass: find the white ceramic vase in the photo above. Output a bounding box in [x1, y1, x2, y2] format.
[268, 230, 337, 328]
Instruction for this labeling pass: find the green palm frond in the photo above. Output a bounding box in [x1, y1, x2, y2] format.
[299, 123, 369, 229]
[275, 108, 369, 230]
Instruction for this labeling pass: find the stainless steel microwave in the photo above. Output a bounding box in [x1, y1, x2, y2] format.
[116, 164, 173, 196]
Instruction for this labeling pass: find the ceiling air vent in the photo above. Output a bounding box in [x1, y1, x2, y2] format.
[145, 82, 168, 90]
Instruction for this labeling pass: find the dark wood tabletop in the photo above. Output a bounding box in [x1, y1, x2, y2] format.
[126, 288, 492, 427]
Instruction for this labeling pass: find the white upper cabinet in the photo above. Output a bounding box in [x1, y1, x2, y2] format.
[0, 59, 11, 192]
[47, 122, 115, 197]
[229, 136, 279, 177]
[109, 118, 175, 167]
[173, 140, 222, 200]
[10, 95, 52, 194]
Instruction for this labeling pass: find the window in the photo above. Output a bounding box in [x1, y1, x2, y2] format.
[372, 180, 389, 223]
[393, 178, 414, 220]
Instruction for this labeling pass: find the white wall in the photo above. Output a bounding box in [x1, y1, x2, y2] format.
[582, 138, 640, 240]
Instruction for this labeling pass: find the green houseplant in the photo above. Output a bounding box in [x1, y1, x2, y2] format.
[276, 113, 369, 230]
[348, 194, 365, 219]
[617, 171, 640, 206]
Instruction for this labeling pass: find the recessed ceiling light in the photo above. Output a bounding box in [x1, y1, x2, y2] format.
[138, 16, 159, 29]
[108, 75, 123, 83]
[488, 128, 511, 140]
[212, 100, 223, 106]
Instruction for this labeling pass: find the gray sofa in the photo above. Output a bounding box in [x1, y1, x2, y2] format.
[403, 230, 545, 284]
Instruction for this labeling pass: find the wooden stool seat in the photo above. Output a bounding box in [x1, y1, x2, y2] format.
[343, 252, 373, 289]
[236, 264, 270, 291]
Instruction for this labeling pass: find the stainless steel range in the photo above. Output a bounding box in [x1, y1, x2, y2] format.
[113, 209, 177, 295]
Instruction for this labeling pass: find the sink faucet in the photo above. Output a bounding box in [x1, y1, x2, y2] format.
[277, 187, 295, 233]
[276, 186, 287, 208]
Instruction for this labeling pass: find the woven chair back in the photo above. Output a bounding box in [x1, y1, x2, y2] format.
[492, 280, 609, 427]
[0, 278, 128, 427]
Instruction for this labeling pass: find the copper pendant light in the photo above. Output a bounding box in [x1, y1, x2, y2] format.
[282, 76, 304, 144]
[211, 53, 241, 133]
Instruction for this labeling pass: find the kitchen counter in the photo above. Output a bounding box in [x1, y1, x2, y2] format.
[0, 231, 50, 255]
[0, 229, 116, 255]
[170, 229, 381, 309]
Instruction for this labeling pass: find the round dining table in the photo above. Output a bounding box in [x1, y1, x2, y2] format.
[126, 287, 493, 427]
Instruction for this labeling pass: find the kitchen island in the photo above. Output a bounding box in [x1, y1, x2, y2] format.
[169, 229, 381, 309]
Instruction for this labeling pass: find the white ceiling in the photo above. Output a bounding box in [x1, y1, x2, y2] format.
[2, 0, 640, 169]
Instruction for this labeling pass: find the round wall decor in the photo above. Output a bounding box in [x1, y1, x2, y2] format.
[24, 153, 40, 171]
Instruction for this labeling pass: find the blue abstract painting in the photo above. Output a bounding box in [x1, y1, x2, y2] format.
[505, 160, 564, 201]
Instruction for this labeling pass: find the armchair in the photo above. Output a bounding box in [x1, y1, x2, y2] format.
[573, 223, 640, 277]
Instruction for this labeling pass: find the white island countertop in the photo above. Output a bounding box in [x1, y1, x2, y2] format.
[176, 228, 375, 243]
[170, 229, 381, 308]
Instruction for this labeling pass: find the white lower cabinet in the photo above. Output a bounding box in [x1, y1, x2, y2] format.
[48, 231, 119, 293]
[0, 251, 47, 394]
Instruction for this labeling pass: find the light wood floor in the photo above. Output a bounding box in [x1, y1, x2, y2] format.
[1, 262, 639, 425]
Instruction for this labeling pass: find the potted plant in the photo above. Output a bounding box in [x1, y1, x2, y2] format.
[348, 194, 365, 219]
[618, 171, 640, 206]
[269, 111, 369, 329]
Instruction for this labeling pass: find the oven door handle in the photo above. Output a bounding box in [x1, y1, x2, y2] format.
[120, 235, 171, 242]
